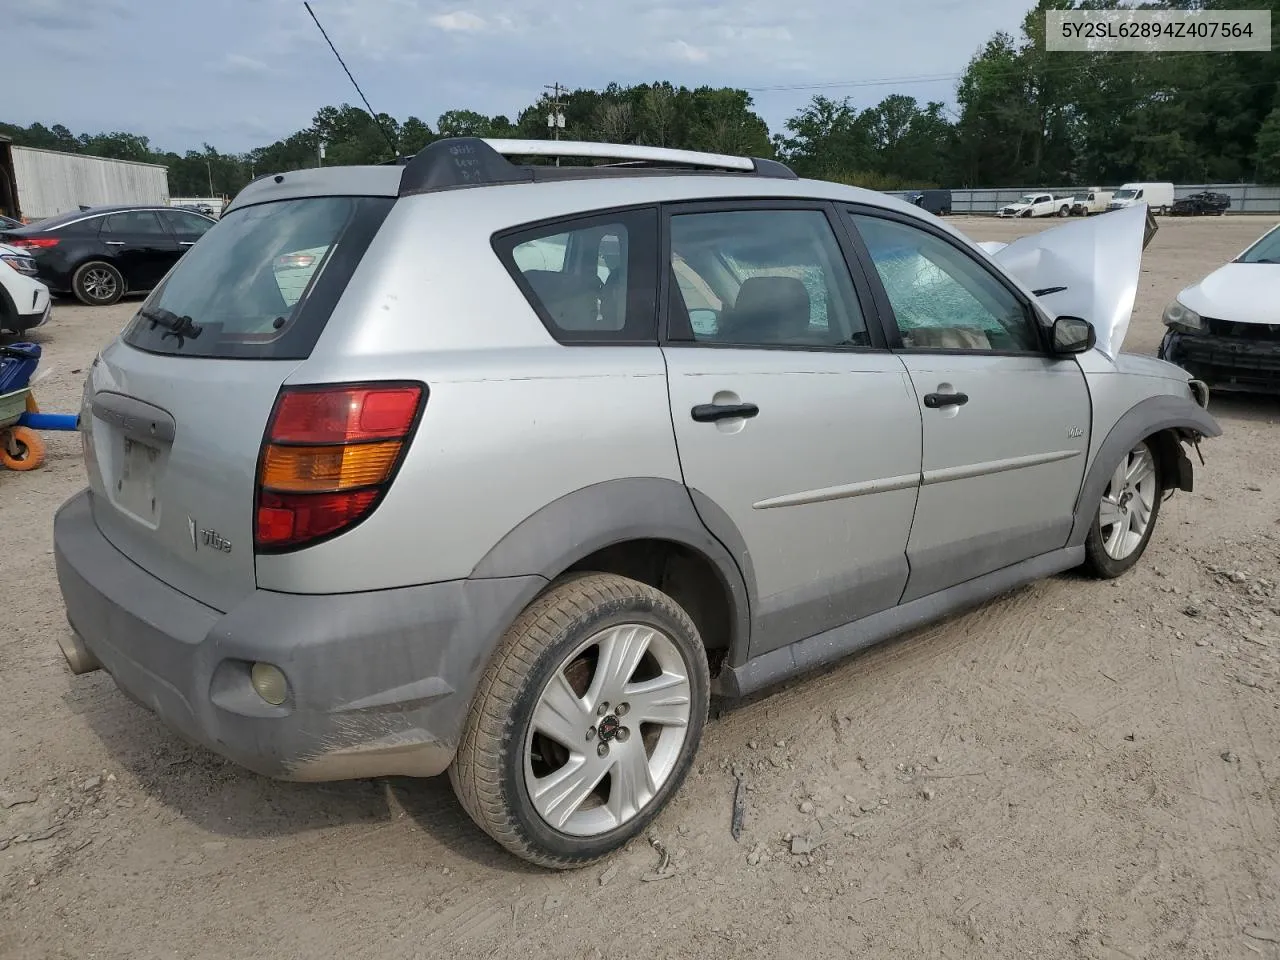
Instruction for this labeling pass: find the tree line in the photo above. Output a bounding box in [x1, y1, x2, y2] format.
[4, 0, 1278, 197]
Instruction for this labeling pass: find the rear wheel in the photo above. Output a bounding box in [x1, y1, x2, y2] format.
[1058, 205, 1070, 217]
[450, 573, 709, 869]
[1082, 439, 1162, 578]
[72, 261, 124, 306]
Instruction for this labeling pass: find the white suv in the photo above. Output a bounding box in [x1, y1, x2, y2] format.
[0, 242, 51, 334]
[52, 138, 1218, 869]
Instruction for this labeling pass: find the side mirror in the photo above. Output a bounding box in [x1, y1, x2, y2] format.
[1051, 316, 1096, 355]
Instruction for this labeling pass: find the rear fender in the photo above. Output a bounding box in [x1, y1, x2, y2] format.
[1068, 394, 1221, 546]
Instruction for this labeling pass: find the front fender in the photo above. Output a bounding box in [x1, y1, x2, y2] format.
[1068, 394, 1221, 546]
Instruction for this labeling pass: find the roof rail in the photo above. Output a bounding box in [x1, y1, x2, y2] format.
[398, 137, 795, 196]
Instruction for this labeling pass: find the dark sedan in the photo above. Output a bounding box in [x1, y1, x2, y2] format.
[1170, 191, 1231, 216]
[0, 204, 215, 305]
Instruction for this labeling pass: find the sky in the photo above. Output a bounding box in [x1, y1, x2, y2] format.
[10, 0, 1034, 154]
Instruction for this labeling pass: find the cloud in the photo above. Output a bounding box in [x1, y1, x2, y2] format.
[429, 10, 488, 32]
[213, 53, 274, 78]
[10, 0, 133, 31]
[668, 40, 711, 63]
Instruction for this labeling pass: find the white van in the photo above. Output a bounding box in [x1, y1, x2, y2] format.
[1108, 182, 1175, 215]
[1069, 188, 1112, 216]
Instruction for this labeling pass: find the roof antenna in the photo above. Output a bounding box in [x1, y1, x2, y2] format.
[303, 1, 400, 159]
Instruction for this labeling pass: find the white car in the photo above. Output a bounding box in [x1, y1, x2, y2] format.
[996, 193, 1072, 219]
[0, 242, 52, 335]
[1158, 222, 1280, 393]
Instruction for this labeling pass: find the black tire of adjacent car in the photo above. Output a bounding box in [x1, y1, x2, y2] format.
[71, 261, 125, 306]
[449, 572, 711, 869]
[1081, 439, 1163, 580]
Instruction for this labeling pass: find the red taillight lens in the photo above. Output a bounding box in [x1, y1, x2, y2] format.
[269, 385, 421, 444]
[8, 237, 59, 250]
[254, 382, 425, 551]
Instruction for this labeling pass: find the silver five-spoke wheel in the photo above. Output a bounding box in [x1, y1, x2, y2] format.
[1098, 443, 1158, 561]
[525, 623, 691, 836]
[450, 573, 709, 868]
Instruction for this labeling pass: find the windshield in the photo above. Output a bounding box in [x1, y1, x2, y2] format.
[121, 195, 392, 359]
[1113, 189, 1138, 200]
[1016, 195, 1039, 204]
[1073, 195, 1090, 202]
[1236, 225, 1280, 264]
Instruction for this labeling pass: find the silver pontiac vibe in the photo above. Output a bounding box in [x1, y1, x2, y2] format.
[51, 138, 1220, 869]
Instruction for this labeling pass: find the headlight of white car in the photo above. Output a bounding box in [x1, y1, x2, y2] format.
[0, 252, 37, 276]
[1162, 299, 1203, 333]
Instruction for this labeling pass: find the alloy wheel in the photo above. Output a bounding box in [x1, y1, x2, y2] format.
[83, 268, 118, 302]
[523, 622, 692, 837]
[1099, 444, 1158, 560]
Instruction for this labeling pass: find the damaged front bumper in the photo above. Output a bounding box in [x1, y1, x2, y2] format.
[1159, 329, 1280, 395]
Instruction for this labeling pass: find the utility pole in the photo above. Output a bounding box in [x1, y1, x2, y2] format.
[206, 160, 215, 199]
[544, 82, 566, 166]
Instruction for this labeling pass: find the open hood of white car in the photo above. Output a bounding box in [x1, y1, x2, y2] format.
[975, 204, 1151, 360]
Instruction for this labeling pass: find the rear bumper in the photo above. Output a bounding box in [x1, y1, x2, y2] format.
[1159, 330, 1280, 395]
[53, 489, 545, 781]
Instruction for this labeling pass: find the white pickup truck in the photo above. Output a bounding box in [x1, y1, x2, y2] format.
[995, 192, 1072, 218]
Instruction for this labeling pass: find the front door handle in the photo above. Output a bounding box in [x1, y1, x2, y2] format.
[923, 391, 969, 408]
[691, 402, 759, 423]
[103, 241, 126, 246]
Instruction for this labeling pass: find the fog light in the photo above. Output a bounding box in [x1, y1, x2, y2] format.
[250, 662, 289, 705]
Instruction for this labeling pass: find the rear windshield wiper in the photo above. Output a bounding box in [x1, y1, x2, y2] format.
[137, 307, 203, 346]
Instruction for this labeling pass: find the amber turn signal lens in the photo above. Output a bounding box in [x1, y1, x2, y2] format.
[260, 440, 402, 492]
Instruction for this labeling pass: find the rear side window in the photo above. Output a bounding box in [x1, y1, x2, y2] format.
[121, 196, 393, 359]
[102, 211, 167, 235]
[494, 208, 659, 344]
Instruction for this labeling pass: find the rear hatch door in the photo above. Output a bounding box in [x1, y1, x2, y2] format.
[82, 194, 393, 612]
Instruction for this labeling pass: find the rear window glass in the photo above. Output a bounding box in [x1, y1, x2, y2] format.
[494, 208, 659, 344]
[121, 196, 393, 359]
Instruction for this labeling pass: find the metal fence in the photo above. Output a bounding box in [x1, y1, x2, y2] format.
[884, 183, 1280, 215]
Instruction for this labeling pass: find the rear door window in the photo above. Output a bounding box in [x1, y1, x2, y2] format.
[120, 196, 393, 360]
[494, 208, 659, 344]
[102, 211, 168, 235]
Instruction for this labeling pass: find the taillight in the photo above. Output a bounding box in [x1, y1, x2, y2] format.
[7, 237, 59, 251]
[254, 382, 425, 551]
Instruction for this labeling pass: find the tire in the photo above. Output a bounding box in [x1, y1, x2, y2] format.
[1081, 438, 1162, 579]
[1058, 205, 1070, 217]
[72, 261, 124, 306]
[1, 426, 46, 471]
[450, 572, 710, 869]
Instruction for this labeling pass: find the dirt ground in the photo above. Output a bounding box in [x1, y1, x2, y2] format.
[2, 215, 1279, 960]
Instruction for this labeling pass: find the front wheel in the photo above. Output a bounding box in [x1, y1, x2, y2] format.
[450, 573, 710, 869]
[1082, 439, 1162, 578]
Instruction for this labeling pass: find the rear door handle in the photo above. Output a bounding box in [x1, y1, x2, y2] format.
[691, 402, 759, 423]
[923, 392, 969, 408]
[104, 241, 125, 246]
[179, 241, 196, 246]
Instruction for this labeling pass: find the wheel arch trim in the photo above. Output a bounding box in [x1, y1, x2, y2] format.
[469, 477, 753, 665]
[1068, 394, 1221, 547]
